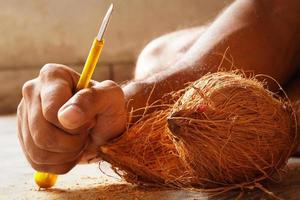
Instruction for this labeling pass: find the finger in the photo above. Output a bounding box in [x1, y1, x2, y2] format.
[40, 81, 73, 125]
[20, 132, 77, 174]
[25, 104, 85, 165]
[22, 78, 38, 101]
[58, 80, 125, 130]
[39, 64, 79, 126]
[17, 98, 27, 155]
[21, 129, 77, 175]
[18, 99, 81, 174]
[26, 89, 89, 153]
[30, 159, 78, 175]
[30, 160, 77, 174]
[24, 128, 85, 166]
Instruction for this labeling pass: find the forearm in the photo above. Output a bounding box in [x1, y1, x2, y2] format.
[174, 0, 300, 85]
[123, 0, 300, 116]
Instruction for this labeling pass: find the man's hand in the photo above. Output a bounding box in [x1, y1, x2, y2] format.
[17, 64, 127, 174]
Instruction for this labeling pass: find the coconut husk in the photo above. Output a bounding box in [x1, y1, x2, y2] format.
[98, 71, 298, 193]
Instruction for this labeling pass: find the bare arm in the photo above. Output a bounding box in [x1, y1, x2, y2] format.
[124, 0, 300, 116]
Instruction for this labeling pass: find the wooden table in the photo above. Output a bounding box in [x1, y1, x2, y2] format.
[1, 115, 300, 200]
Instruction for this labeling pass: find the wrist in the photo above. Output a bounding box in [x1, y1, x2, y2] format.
[121, 74, 172, 122]
[121, 80, 149, 119]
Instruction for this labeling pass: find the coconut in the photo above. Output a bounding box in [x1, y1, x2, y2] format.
[99, 71, 298, 192]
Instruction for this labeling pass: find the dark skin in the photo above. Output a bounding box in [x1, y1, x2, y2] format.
[18, 0, 300, 174]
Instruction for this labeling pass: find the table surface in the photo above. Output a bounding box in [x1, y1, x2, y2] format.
[1, 115, 300, 200]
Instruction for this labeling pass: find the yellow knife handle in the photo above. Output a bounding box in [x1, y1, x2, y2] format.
[76, 38, 105, 90]
[34, 172, 58, 189]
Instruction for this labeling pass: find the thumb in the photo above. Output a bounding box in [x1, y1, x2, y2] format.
[58, 103, 87, 130]
[57, 80, 124, 130]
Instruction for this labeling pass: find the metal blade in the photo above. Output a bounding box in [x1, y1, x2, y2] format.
[97, 4, 114, 41]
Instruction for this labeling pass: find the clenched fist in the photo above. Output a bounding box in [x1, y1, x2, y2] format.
[17, 64, 127, 174]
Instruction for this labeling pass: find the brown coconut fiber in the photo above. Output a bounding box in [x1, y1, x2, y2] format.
[99, 71, 298, 194]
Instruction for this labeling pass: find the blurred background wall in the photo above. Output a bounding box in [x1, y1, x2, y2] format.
[0, 0, 232, 114]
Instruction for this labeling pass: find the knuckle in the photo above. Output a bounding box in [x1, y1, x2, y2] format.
[96, 80, 124, 98]
[101, 80, 118, 87]
[76, 88, 96, 104]
[81, 88, 97, 101]
[39, 63, 54, 76]
[39, 63, 68, 79]
[22, 79, 36, 97]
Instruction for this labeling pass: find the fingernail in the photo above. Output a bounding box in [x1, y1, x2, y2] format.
[58, 105, 85, 129]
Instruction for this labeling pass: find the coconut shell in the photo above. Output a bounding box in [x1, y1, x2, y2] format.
[99, 71, 298, 191]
